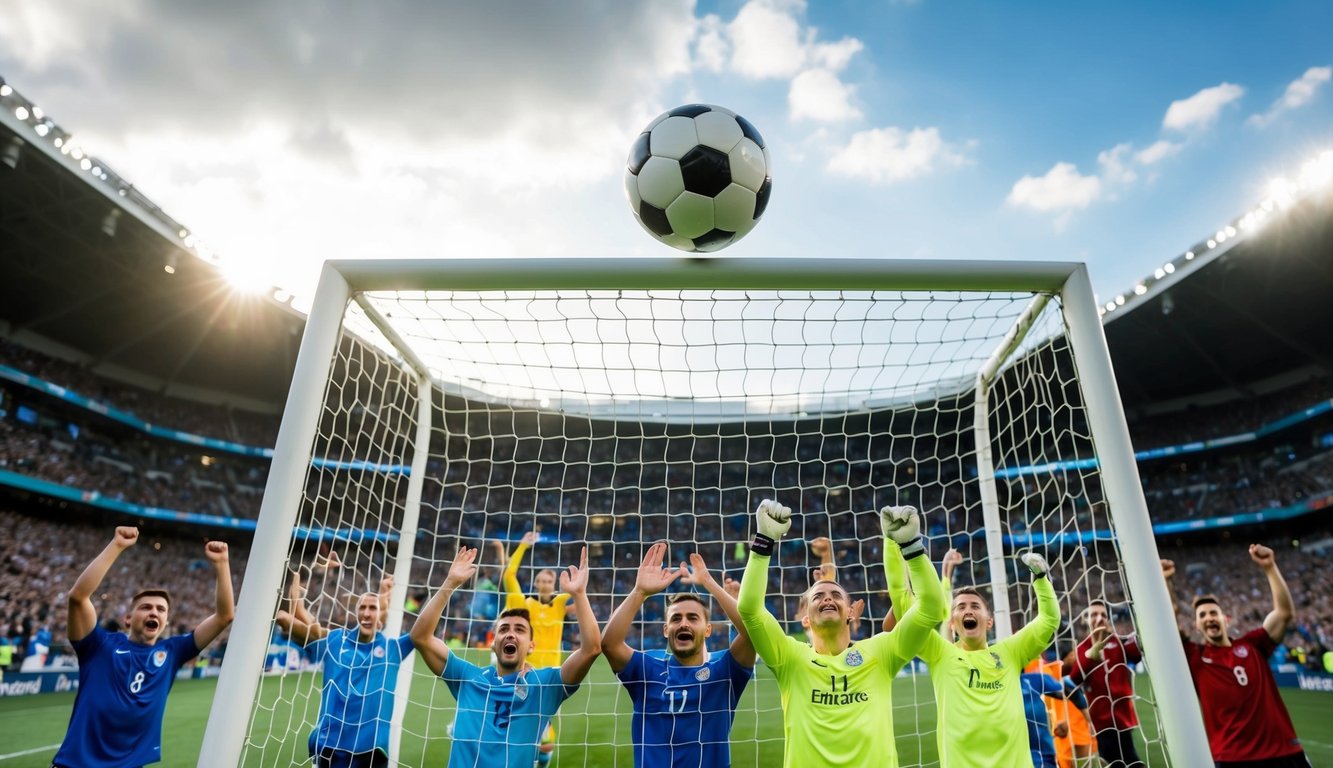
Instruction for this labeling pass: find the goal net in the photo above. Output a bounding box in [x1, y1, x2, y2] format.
[206, 258, 1206, 767]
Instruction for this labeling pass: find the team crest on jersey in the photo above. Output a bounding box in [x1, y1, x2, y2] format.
[152, 650, 168, 668]
[990, 652, 1003, 670]
[695, 667, 711, 681]
[514, 682, 529, 701]
[372, 646, 386, 658]
[845, 649, 864, 667]
[1235, 646, 1249, 658]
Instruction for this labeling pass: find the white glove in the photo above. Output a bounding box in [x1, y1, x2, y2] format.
[1020, 552, 1049, 577]
[879, 505, 921, 545]
[755, 499, 792, 540]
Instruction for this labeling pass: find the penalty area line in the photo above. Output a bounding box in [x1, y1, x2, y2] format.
[0, 744, 61, 761]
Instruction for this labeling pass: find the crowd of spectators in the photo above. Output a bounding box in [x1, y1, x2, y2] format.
[1, 338, 1332, 667]
[0, 337, 279, 448]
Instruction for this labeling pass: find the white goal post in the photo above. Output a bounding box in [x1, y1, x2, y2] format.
[200, 257, 1209, 767]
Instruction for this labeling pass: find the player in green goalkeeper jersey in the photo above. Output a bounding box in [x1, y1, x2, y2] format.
[737, 499, 946, 768]
[903, 544, 1060, 767]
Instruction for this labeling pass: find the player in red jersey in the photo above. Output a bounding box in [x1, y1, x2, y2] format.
[1068, 600, 1143, 767]
[1163, 546, 1310, 768]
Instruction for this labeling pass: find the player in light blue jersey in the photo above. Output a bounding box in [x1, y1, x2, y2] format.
[411, 545, 602, 768]
[52, 526, 234, 768]
[277, 572, 411, 768]
[603, 543, 754, 768]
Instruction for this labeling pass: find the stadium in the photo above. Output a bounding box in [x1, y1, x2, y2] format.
[3, 56, 1333, 768]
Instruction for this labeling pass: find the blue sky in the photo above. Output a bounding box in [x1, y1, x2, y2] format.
[0, 1, 1329, 308]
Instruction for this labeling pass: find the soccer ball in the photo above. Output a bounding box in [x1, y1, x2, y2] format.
[624, 104, 772, 253]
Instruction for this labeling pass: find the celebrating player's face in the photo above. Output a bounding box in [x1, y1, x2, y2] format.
[951, 592, 992, 640]
[1084, 603, 1109, 632]
[127, 596, 169, 642]
[492, 615, 535, 671]
[355, 593, 382, 641]
[663, 600, 712, 658]
[535, 569, 557, 598]
[1194, 602, 1229, 643]
[802, 582, 849, 629]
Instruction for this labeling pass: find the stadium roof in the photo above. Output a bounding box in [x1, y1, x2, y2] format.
[0, 100, 304, 409]
[2, 83, 1331, 416]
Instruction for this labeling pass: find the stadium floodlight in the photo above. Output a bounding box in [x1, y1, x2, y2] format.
[202, 257, 1210, 767]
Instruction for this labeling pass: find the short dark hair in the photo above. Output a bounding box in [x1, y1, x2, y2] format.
[1088, 599, 1109, 610]
[496, 608, 531, 629]
[952, 586, 990, 610]
[1191, 594, 1221, 612]
[667, 593, 709, 612]
[131, 589, 171, 610]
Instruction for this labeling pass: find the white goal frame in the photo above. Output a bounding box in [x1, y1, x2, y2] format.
[200, 257, 1209, 766]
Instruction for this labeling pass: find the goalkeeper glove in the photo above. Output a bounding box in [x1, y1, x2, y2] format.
[880, 505, 925, 559]
[1019, 552, 1049, 578]
[751, 499, 791, 556]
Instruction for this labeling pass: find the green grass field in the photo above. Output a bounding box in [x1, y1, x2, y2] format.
[2, 653, 1330, 767]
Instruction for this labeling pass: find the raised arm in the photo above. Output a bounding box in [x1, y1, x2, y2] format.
[689, 552, 756, 668]
[502, 531, 537, 610]
[377, 574, 395, 614]
[287, 567, 317, 626]
[560, 547, 603, 685]
[411, 547, 477, 676]
[193, 541, 236, 650]
[1250, 544, 1294, 643]
[883, 534, 911, 627]
[880, 506, 947, 656]
[737, 500, 793, 668]
[603, 542, 683, 673]
[810, 537, 837, 583]
[1007, 553, 1060, 661]
[1161, 558, 1190, 641]
[68, 526, 138, 642]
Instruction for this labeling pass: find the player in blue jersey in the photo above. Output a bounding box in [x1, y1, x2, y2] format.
[52, 526, 234, 768]
[276, 572, 411, 768]
[603, 543, 755, 768]
[411, 545, 602, 768]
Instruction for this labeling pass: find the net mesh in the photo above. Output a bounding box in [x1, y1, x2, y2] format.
[237, 287, 1170, 766]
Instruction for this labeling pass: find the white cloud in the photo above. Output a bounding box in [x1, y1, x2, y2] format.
[826, 126, 965, 183]
[1135, 140, 1182, 165]
[1248, 65, 1331, 127]
[789, 69, 861, 122]
[726, 0, 862, 82]
[695, 14, 728, 73]
[728, 2, 808, 78]
[1097, 143, 1137, 185]
[1007, 162, 1101, 212]
[1163, 82, 1245, 132]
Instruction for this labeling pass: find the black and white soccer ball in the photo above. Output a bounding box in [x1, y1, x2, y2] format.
[624, 104, 772, 253]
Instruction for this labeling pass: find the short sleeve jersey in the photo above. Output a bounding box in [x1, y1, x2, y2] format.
[442, 653, 579, 768]
[616, 649, 754, 768]
[1183, 628, 1303, 762]
[53, 626, 199, 768]
[1071, 633, 1141, 730]
[307, 629, 414, 756]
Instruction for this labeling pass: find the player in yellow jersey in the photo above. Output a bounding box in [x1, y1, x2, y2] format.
[502, 530, 573, 765]
[909, 544, 1061, 767]
[738, 500, 946, 767]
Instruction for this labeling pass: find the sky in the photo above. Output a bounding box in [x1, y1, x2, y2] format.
[1, 0, 1331, 312]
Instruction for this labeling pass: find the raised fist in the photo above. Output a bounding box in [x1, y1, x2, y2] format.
[879, 505, 921, 545]
[1019, 552, 1048, 577]
[755, 499, 792, 540]
[204, 541, 229, 563]
[113, 526, 139, 549]
[1248, 544, 1276, 570]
